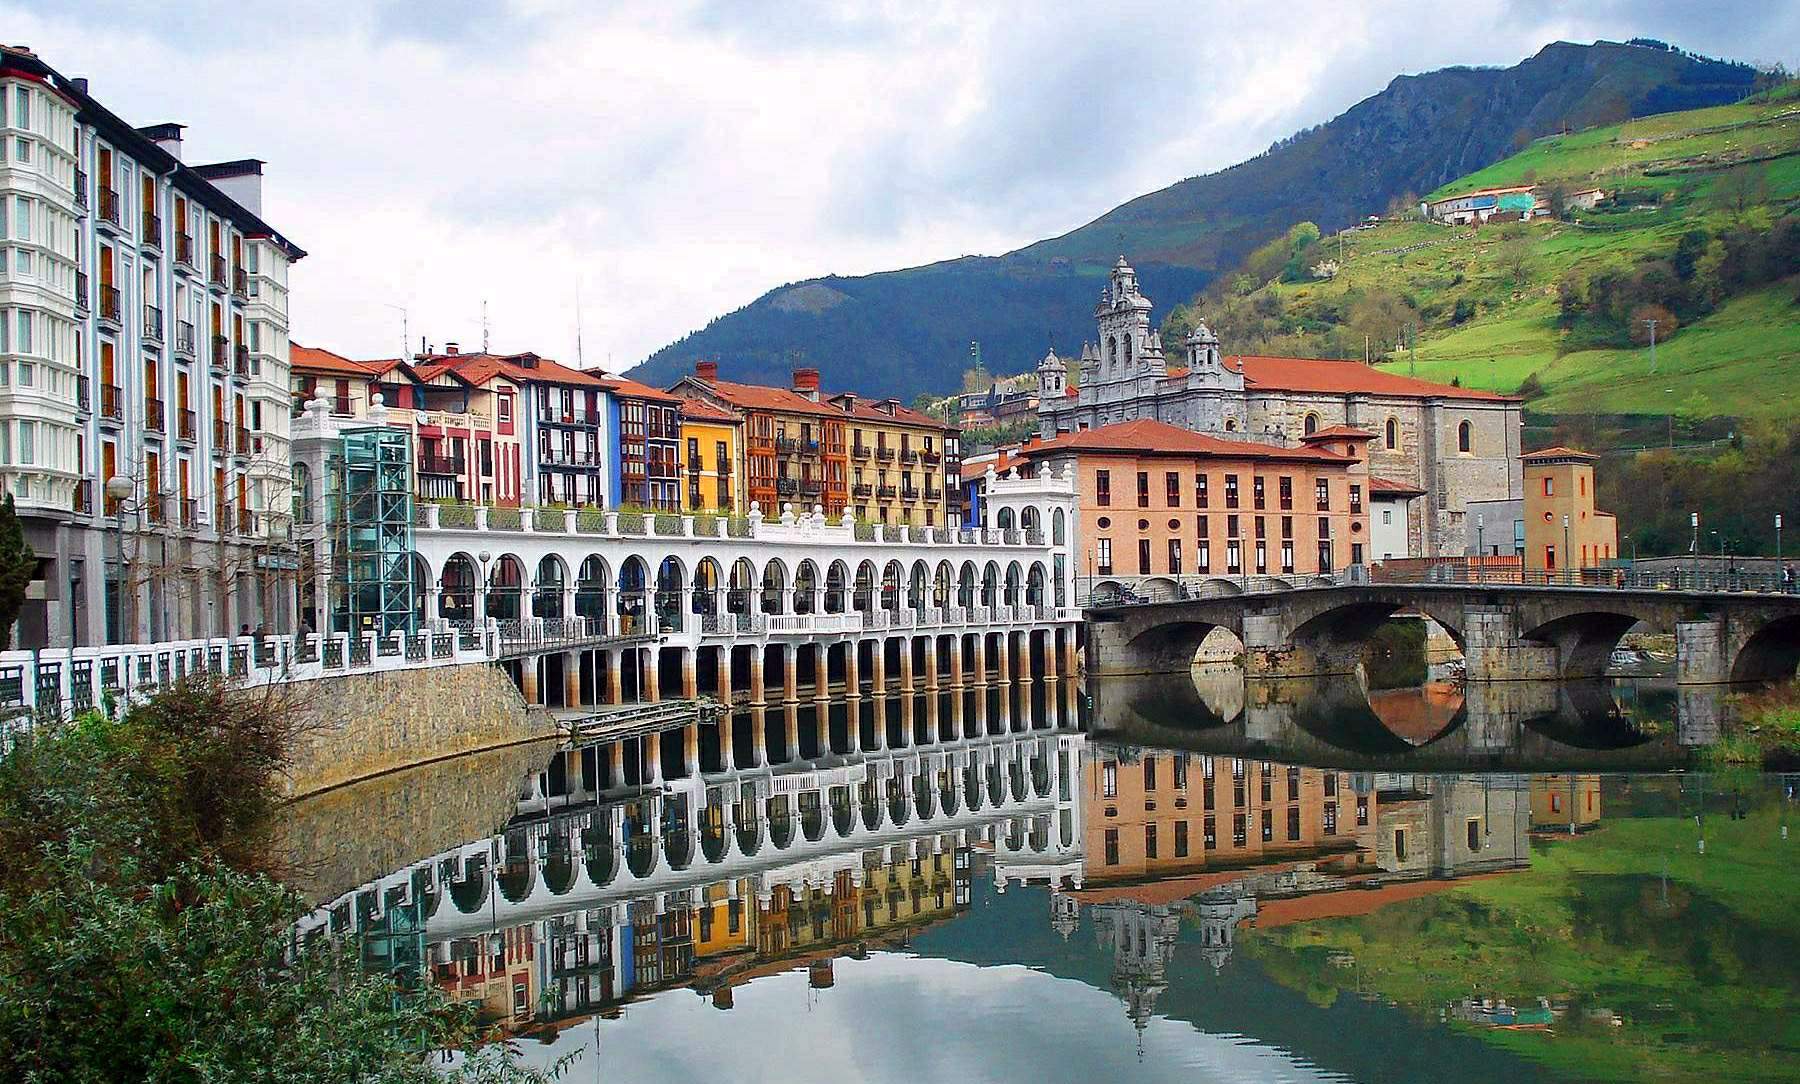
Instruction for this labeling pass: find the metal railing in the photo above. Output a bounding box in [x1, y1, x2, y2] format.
[98, 186, 121, 227]
[143, 304, 163, 341]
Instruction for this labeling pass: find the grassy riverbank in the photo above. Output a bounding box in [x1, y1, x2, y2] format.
[1706, 681, 1800, 766]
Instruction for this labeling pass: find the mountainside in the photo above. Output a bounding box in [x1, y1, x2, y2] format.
[1178, 82, 1800, 421]
[631, 40, 1763, 398]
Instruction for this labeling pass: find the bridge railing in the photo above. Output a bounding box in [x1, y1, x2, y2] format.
[1371, 560, 1797, 595]
[0, 626, 500, 724]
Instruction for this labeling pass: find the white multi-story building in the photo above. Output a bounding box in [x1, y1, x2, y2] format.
[0, 47, 304, 647]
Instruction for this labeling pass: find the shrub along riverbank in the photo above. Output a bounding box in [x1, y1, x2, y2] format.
[0, 679, 568, 1083]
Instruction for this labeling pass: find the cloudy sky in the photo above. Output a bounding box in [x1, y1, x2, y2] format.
[17, 1, 1796, 371]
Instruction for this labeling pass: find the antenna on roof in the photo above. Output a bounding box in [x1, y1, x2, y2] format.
[574, 282, 585, 369]
[384, 303, 408, 362]
[481, 299, 490, 354]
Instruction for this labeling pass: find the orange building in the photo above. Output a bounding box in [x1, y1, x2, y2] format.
[1522, 447, 1617, 575]
[1015, 418, 1374, 585]
[1082, 751, 1377, 882]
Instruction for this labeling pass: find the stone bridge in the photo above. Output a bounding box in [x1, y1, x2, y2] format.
[1087, 582, 1800, 685]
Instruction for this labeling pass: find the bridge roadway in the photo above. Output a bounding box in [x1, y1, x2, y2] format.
[1087, 578, 1800, 685]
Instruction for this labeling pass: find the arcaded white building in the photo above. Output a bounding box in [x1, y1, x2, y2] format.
[0, 47, 303, 646]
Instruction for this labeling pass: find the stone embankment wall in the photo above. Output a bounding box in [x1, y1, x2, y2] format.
[282, 662, 556, 798]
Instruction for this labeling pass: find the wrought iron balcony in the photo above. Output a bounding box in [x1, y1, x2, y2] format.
[74, 270, 89, 314]
[179, 499, 198, 529]
[209, 254, 227, 287]
[799, 479, 822, 497]
[175, 234, 195, 267]
[212, 416, 228, 447]
[851, 483, 872, 497]
[419, 454, 465, 476]
[175, 320, 197, 357]
[178, 408, 197, 441]
[875, 448, 895, 463]
[76, 375, 90, 413]
[72, 479, 92, 515]
[100, 383, 123, 421]
[900, 449, 919, 465]
[98, 285, 121, 324]
[775, 478, 798, 496]
[141, 211, 162, 248]
[98, 186, 121, 228]
[876, 484, 897, 498]
[211, 335, 229, 372]
[235, 425, 251, 455]
[73, 168, 88, 209]
[921, 451, 941, 466]
[143, 305, 163, 342]
[851, 444, 871, 460]
[900, 486, 919, 500]
[145, 399, 165, 433]
[232, 267, 249, 299]
[234, 344, 251, 377]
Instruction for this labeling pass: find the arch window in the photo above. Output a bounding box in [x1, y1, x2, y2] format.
[1384, 417, 1398, 450]
[1303, 413, 1319, 436]
[1052, 508, 1066, 546]
[1457, 421, 1473, 454]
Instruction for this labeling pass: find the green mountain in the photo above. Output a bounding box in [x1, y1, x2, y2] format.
[1182, 82, 1800, 421]
[630, 40, 1763, 399]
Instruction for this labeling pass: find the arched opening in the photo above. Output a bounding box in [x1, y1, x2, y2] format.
[1026, 563, 1047, 607]
[729, 558, 756, 616]
[1731, 615, 1800, 683]
[440, 553, 478, 624]
[1523, 611, 1648, 681]
[617, 557, 648, 634]
[958, 563, 977, 608]
[1052, 508, 1066, 546]
[910, 562, 929, 612]
[981, 562, 1000, 607]
[291, 462, 314, 524]
[826, 560, 851, 614]
[793, 560, 819, 615]
[409, 553, 430, 628]
[497, 829, 534, 903]
[655, 556, 686, 632]
[692, 557, 722, 617]
[997, 507, 1015, 531]
[1004, 562, 1023, 606]
[576, 556, 610, 622]
[1384, 417, 1399, 450]
[1458, 420, 1473, 454]
[882, 561, 903, 611]
[533, 555, 567, 619]
[935, 562, 954, 608]
[760, 560, 788, 614]
[487, 555, 525, 622]
[1304, 413, 1319, 436]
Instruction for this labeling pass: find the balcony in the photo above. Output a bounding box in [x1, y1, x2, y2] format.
[143, 493, 164, 525]
[234, 344, 251, 378]
[686, 457, 703, 474]
[178, 408, 197, 442]
[331, 396, 353, 417]
[211, 335, 229, 373]
[74, 168, 88, 209]
[419, 454, 466, 476]
[232, 267, 249, 300]
[776, 479, 798, 497]
[799, 479, 822, 498]
[100, 383, 123, 422]
[851, 483, 872, 497]
[141, 211, 162, 249]
[71, 479, 91, 515]
[775, 436, 799, 454]
[900, 486, 919, 500]
[235, 425, 251, 455]
[900, 449, 919, 465]
[209, 254, 227, 288]
[875, 448, 895, 463]
[179, 499, 198, 529]
[876, 484, 897, 498]
[175, 234, 195, 268]
[175, 320, 197, 358]
[145, 398, 165, 433]
[74, 270, 89, 314]
[143, 305, 163, 342]
[852, 444, 871, 460]
[925, 486, 942, 502]
[237, 507, 255, 535]
[212, 416, 228, 448]
[921, 451, 941, 466]
[98, 285, 121, 325]
[98, 186, 121, 229]
[76, 375, 90, 413]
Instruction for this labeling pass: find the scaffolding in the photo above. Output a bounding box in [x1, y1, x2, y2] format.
[328, 426, 416, 635]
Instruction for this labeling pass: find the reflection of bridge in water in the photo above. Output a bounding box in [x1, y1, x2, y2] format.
[1088, 670, 1726, 771]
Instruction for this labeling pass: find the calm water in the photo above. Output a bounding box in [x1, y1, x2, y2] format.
[285, 674, 1800, 1083]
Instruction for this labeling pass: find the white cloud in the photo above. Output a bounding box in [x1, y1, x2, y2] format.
[13, 1, 1795, 370]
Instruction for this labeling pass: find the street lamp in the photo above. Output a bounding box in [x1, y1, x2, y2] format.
[477, 550, 492, 623]
[1777, 513, 1784, 567]
[104, 475, 135, 644]
[1562, 514, 1571, 585]
[1476, 514, 1485, 583]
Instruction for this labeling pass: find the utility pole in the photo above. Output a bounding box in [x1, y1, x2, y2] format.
[481, 299, 490, 354]
[1644, 318, 1659, 373]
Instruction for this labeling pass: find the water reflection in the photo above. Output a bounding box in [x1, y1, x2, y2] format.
[285, 680, 1800, 1083]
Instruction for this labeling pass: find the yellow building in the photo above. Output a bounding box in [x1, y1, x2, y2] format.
[1523, 447, 1618, 576]
[678, 398, 744, 514]
[694, 880, 754, 958]
[1530, 774, 1603, 834]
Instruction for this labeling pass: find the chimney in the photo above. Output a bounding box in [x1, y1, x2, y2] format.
[695, 360, 718, 382]
[792, 367, 820, 401]
[445, 342, 459, 355]
[880, 398, 900, 416]
[190, 158, 264, 215]
[138, 122, 185, 162]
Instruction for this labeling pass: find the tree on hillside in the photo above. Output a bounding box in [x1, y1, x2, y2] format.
[1160, 303, 1199, 349]
[1498, 237, 1532, 286]
[0, 496, 34, 651]
[1629, 303, 1680, 345]
[1713, 165, 1769, 224]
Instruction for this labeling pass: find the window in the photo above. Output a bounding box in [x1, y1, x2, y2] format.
[1175, 820, 1189, 857]
[1458, 420, 1472, 453]
[1137, 538, 1151, 574]
[1227, 539, 1242, 574]
[1385, 417, 1398, 449]
[1253, 476, 1265, 509]
[1324, 802, 1338, 835]
[1173, 754, 1188, 789]
[1467, 819, 1481, 852]
[1233, 813, 1247, 847]
[1382, 509, 1392, 525]
[1095, 470, 1110, 506]
[1096, 538, 1112, 575]
[1279, 475, 1293, 510]
[1104, 828, 1119, 866]
[1262, 809, 1273, 842]
[1225, 474, 1239, 508]
[1196, 473, 1208, 507]
[1287, 766, 1300, 801]
[1136, 471, 1149, 508]
[1165, 471, 1180, 506]
[1542, 477, 1554, 497]
[1303, 413, 1319, 435]
[1167, 538, 1182, 575]
[1203, 816, 1217, 850]
[1349, 484, 1362, 514]
[1144, 824, 1157, 860]
[1545, 544, 1556, 570]
[1287, 806, 1301, 841]
[1394, 829, 1408, 862]
[1102, 762, 1117, 798]
[1315, 478, 1330, 511]
[1144, 756, 1156, 790]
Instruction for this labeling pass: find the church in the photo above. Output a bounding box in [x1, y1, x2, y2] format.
[1036, 257, 1523, 556]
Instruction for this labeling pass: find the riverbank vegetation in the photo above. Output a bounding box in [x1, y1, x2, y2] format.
[0, 679, 566, 1082]
[1707, 680, 1800, 766]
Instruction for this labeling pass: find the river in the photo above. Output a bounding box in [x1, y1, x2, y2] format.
[281, 671, 1800, 1083]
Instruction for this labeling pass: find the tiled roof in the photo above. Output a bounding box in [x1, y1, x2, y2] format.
[454, 353, 607, 388]
[290, 343, 376, 377]
[1229, 356, 1513, 401]
[678, 397, 739, 422]
[1019, 419, 1351, 463]
[595, 373, 680, 403]
[702, 378, 840, 418]
[1369, 476, 1426, 496]
[1521, 446, 1599, 461]
[1301, 425, 1377, 441]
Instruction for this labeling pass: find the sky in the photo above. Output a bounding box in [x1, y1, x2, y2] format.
[15, 1, 1797, 373]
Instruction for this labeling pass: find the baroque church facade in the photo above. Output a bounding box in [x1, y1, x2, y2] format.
[1036, 257, 1523, 556]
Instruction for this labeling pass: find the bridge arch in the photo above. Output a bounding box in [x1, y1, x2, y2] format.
[1732, 614, 1800, 683]
[1521, 610, 1658, 680]
[497, 829, 534, 903]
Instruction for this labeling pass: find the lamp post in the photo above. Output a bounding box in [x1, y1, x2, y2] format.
[104, 475, 135, 644]
[1777, 513, 1784, 568]
[477, 550, 492, 624]
[1476, 514, 1485, 583]
[1562, 514, 1571, 585]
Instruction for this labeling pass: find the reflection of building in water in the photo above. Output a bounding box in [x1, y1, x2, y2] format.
[1530, 774, 1602, 835]
[1373, 773, 1531, 877]
[1092, 898, 1181, 1030]
[1083, 750, 1378, 882]
[431, 922, 540, 1027]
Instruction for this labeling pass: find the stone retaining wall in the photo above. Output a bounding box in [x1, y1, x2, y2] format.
[282, 662, 556, 799]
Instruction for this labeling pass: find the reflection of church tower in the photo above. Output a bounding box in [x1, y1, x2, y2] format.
[1094, 900, 1180, 1033]
[1049, 889, 1080, 941]
[1192, 894, 1258, 972]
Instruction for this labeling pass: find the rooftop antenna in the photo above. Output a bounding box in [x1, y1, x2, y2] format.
[574, 282, 586, 369]
[481, 299, 490, 354]
[384, 303, 408, 361]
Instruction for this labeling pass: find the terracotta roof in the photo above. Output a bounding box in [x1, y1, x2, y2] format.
[1229, 356, 1513, 402]
[679, 398, 740, 422]
[1301, 425, 1376, 442]
[1019, 419, 1351, 463]
[960, 445, 1034, 482]
[701, 377, 841, 418]
[1521, 446, 1599, 461]
[1252, 872, 1515, 928]
[290, 343, 376, 377]
[595, 373, 680, 403]
[1369, 475, 1426, 497]
[831, 394, 952, 431]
